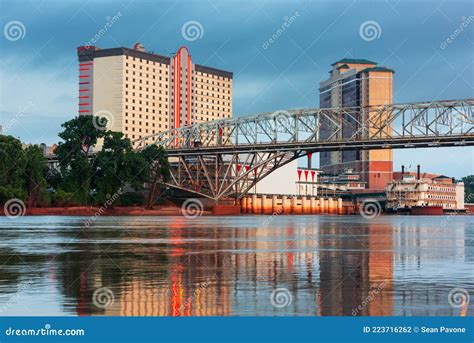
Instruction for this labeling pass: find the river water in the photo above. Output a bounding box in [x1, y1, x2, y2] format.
[0, 215, 472, 316]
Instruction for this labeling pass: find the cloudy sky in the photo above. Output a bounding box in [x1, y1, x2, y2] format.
[1, 0, 473, 177]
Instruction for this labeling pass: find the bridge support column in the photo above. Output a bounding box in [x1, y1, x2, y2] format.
[262, 195, 272, 214]
[252, 194, 258, 214]
[291, 196, 297, 214]
[337, 198, 343, 215]
[310, 197, 316, 213]
[302, 196, 309, 214]
[272, 195, 278, 214]
[328, 198, 335, 214]
[320, 197, 326, 214]
[282, 195, 288, 214]
[241, 197, 247, 213]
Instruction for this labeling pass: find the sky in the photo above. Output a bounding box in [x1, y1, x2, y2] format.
[0, 0, 473, 177]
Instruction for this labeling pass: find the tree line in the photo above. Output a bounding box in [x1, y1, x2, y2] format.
[0, 116, 169, 209]
[462, 175, 474, 203]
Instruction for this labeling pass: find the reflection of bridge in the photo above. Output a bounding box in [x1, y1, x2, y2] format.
[135, 99, 474, 201]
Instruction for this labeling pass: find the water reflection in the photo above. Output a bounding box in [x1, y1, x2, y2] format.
[0, 216, 472, 316]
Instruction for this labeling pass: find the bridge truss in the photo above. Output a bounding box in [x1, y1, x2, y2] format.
[135, 99, 474, 201]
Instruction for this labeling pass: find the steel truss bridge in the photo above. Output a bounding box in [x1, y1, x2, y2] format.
[131, 99, 473, 201]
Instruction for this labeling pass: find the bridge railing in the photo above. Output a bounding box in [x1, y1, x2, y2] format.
[134, 99, 473, 151]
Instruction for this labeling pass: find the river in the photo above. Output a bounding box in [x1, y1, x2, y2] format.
[0, 215, 472, 316]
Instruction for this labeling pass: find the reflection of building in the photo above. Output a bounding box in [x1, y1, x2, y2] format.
[77, 44, 232, 144]
[386, 172, 465, 210]
[53, 218, 396, 317]
[393, 220, 468, 316]
[319, 59, 394, 190]
[317, 222, 394, 316]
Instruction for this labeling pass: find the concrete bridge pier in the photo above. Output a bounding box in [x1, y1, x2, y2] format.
[319, 197, 326, 213]
[239, 194, 346, 215]
[252, 194, 258, 214]
[241, 197, 247, 213]
[337, 198, 343, 215]
[291, 196, 298, 214]
[272, 195, 279, 214]
[282, 196, 288, 214]
[302, 196, 309, 214]
[328, 198, 335, 214]
[262, 195, 272, 214]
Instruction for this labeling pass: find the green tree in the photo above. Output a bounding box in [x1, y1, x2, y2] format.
[55, 115, 106, 204]
[22, 145, 48, 207]
[95, 131, 148, 204]
[0, 135, 26, 203]
[140, 145, 170, 209]
[462, 175, 474, 203]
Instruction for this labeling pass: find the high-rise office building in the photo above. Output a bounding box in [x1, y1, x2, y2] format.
[319, 58, 394, 190]
[77, 43, 233, 144]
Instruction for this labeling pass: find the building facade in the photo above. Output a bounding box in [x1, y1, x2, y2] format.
[77, 44, 233, 144]
[319, 58, 394, 190]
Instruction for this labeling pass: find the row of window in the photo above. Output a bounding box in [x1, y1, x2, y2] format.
[196, 84, 231, 93]
[125, 64, 168, 73]
[124, 94, 230, 106]
[123, 83, 231, 97]
[428, 186, 455, 192]
[125, 91, 168, 99]
[125, 76, 168, 84]
[427, 194, 456, 200]
[125, 104, 230, 117]
[124, 56, 231, 81]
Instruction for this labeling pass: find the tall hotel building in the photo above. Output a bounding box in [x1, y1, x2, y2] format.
[319, 59, 394, 190]
[77, 43, 232, 144]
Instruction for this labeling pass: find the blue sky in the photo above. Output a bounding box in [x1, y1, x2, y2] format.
[0, 0, 473, 177]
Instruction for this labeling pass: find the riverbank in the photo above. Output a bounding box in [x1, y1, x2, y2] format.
[21, 206, 195, 216]
[1, 205, 471, 217]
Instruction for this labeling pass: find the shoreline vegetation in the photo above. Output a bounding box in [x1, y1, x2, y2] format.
[1, 116, 170, 212]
